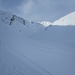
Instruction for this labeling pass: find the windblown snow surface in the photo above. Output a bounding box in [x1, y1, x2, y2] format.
[0, 10, 75, 75]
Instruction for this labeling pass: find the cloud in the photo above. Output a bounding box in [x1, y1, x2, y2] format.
[17, 0, 75, 22]
[0, 0, 75, 22]
[18, 0, 35, 14]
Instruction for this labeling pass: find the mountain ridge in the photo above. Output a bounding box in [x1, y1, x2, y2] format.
[40, 12, 75, 26]
[52, 11, 75, 26]
[1, 10, 75, 27]
[0, 10, 45, 32]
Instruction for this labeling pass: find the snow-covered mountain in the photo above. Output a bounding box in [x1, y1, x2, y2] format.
[52, 12, 75, 26]
[40, 21, 52, 27]
[0, 10, 52, 75]
[0, 10, 45, 32]
[0, 10, 75, 75]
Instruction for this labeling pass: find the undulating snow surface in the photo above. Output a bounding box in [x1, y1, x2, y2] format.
[0, 10, 51, 75]
[52, 12, 75, 26]
[0, 10, 75, 75]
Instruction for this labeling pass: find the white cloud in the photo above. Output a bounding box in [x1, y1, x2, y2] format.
[17, 0, 75, 22]
[18, 0, 35, 14]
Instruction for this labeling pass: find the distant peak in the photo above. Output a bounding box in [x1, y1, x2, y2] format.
[40, 21, 52, 27]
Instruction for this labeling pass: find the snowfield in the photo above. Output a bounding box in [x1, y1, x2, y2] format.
[0, 10, 75, 75]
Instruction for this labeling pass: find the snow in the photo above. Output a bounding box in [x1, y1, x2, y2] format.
[0, 10, 51, 75]
[30, 26, 75, 75]
[0, 10, 75, 75]
[40, 21, 51, 27]
[52, 12, 75, 26]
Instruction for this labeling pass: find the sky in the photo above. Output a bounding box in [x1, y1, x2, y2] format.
[0, 0, 75, 22]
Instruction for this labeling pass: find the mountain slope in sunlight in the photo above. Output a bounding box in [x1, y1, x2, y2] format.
[40, 21, 51, 27]
[52, 12, 75, 26]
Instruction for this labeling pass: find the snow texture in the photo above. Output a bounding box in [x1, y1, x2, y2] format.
[0, 10, 75, 75]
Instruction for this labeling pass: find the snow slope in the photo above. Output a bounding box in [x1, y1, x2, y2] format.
[30, 26, 75, 75]
[0, 10, 75, 75]
[52, 12, 75, 26]
[0, 10, 52, 75]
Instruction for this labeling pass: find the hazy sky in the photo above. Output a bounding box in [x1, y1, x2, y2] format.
[0, 0, 75, 22]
